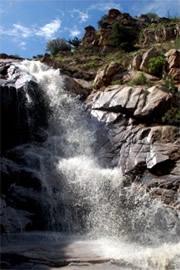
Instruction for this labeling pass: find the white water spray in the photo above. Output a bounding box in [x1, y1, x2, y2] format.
[13, 60, 180, 270]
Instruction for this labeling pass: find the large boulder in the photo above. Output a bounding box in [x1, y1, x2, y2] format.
[63, 75, 92, 99]
[93, 62, 125, 89]
[140, 48, 159, 72]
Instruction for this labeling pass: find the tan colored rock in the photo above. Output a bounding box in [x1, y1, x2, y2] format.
[168, 68, 180, 82]
[93, 62, 125, 89]
[132, 54, 142, 70]
[63, 75, 92, 99]
[80, 26, 96, 47]
[92, 85, 172, 119]
[140, 48, 158, 72]
[134, 85, 172, 117]
[146, 125, 179, 144]
[165, 49, 180, 69]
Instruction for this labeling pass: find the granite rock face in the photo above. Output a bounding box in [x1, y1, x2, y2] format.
[88, 85, 180, 207]
[91, 85, 172, 120]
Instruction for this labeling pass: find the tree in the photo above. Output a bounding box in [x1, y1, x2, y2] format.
[46, 38, 71, 55]
[108, 23, 137, 51]
[68, 37, 81, 48]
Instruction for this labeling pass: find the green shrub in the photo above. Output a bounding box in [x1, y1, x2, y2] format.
[111, 79, 122, 85]
[85, 60, 99, 68]
[148, 55, 166, 78]
[46, 38, 71, 55]
[162, 107, 180, 125]
[128, 72, 147, 86]
[108, 23, 137, 51]
[162, 74, 178, 93]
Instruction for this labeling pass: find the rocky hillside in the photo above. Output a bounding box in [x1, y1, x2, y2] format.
[80, 9, 180, 53]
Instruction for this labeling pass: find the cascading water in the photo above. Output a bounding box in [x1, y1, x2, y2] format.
[3, 60, 180, 270]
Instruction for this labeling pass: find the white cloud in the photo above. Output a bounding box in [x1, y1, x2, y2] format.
[0, 19, 61, 41]
[72, 9, 89, 23]
[13, 24, 32, 38]
[133, 0, 180, 17]
[18, 41, 26, 50]
[69, 27, 81, 37]
[35, 19, 61, 39]
[89, 1, 122, 12]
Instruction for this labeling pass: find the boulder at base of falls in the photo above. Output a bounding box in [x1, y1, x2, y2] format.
[88, 85, 180, 208]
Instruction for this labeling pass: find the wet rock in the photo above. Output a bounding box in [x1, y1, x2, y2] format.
[0, 62, 49, 155]
[0, 197, 32, 233]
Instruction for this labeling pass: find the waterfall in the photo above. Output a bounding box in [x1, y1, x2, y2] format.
[4, 60, 180, 270]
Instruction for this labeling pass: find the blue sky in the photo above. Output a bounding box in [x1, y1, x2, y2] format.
[0, 0, 180, 58]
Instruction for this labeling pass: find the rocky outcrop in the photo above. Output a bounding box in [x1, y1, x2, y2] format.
[80, 26, 97, 47]
[142, 23, 179, 46]
[79, 8, 180, 53]
[88, 85, 180, 207]
[91, 85, 172, 120]
[79, 9, 138, 53]
[93, 62, 125, 89]
[165, 49, 180, 83]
